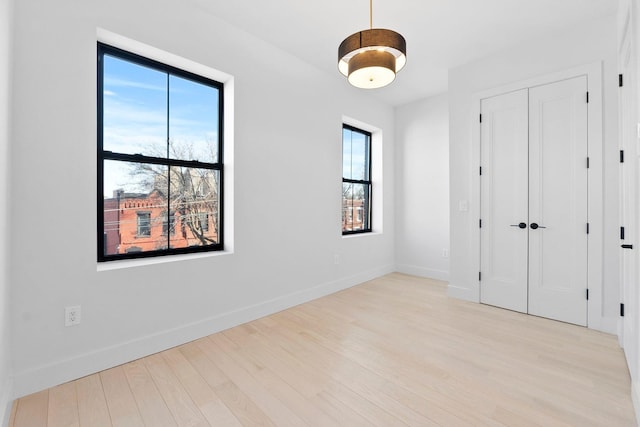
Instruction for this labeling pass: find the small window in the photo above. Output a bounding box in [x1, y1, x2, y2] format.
[342, 125, 371, 234]
[136, 212, 151, 237]
[98, 43, 224, 261]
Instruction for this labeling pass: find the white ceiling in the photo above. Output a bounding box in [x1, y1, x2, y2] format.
[194, 0, 617, 106]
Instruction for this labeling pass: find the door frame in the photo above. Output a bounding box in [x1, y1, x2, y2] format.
[469, 62, 609, 332]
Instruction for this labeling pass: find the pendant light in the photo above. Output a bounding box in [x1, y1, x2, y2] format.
[338, 0, 406, 89]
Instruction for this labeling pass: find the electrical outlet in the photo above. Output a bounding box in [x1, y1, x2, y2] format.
[442, 249, 449, 258]
[65, 306, 81, 327]
[334, 254, 340, 265]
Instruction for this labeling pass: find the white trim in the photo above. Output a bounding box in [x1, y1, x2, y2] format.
[96, 28, 232, 83]
[466, 62, 607, 332]
[395, 264, 449, 282]
[97, 249, 234, 271]
[447, 282, 479, 302]
[11, 264, 394, 398]
[0, 378, 12, 427]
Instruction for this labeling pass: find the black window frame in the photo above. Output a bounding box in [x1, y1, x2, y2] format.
[97, 42, 224, 262]
[342, 124, 372, 235]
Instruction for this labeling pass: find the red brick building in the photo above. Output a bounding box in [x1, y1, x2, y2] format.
[103, 189, 218, 255]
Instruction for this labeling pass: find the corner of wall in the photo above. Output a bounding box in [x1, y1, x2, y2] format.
[0, 378, 14, 427]
[0, 0, 14, 424]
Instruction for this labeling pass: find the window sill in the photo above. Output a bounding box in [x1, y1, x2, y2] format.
[342, 231, 381, 239]
[96, 249, 233, 272]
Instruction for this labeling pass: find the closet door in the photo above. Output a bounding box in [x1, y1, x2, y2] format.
[528, 76, 588, 326]
[480, 89, 529, 313]
[619, 4, 639, 378]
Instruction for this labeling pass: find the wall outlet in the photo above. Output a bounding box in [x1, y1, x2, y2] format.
[442, 249, 449, 258]
[65, 306, 81, 327]
[334, 254, 340, 265]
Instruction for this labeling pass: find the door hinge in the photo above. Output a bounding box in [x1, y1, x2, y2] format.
[586, 157, 590, 168]
[586, 289, 589, 300]
[479, 166, 482, 176]
[479, 113, 482, 123]
[620, 150, 625, 163]
[479, 219, 482, 228]
[479, 272, 482, 281]
[620, 74, 624, 87]
[621, 303, 625, 317]
[621, 226, 625, 240]
[586, 92, 589, 103]
[586, 223, 590, 234]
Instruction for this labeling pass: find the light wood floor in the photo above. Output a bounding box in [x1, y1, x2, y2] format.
[10, 273, 637, 426]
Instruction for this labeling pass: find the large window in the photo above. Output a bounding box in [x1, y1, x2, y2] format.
[98, 43, 224, 261]
[342, 125, 371, 234]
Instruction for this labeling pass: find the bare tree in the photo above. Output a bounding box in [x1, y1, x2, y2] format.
[129, 140, 220, 246]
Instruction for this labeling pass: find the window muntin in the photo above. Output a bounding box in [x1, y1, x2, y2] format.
[342, 125, 372, 234]
[98, 43, 224, 261]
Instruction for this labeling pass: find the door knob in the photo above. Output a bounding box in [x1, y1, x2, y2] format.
[530, 223, 546, 229]
[510, 222, 527, 229]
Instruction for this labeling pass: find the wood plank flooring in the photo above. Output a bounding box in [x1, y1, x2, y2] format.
[9, 273, 637, 426]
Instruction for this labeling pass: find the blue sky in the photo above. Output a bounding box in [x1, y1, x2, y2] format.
[103, 54, 219, 197]
[342, 127, 368, 182]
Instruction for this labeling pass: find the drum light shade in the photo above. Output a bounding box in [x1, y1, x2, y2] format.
[338, 29, 406, 89]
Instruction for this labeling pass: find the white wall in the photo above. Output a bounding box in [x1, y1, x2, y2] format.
[449, 13, 620, 330]
[0, 0, 13, 422]
[10, 0, 396, 397]
[395, 94, 450, 280]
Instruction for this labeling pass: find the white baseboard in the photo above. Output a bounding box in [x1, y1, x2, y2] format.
[632, 380, 640, 426]
[12, 265, 394, 398]
[593, 316, 618, 335]
[447, 282, 479, 303]
[395, 264, 449, 282]
[0, 378, 13, 427]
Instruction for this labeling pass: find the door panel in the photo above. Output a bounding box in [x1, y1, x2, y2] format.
[480, 90, 529, 313]
[528, 76, 588, 326]
[619, 4, 638, 378]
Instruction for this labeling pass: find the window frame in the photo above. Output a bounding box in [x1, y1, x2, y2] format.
[136, 211, 152, 237]
[342, 124, 372, 235]
[97, 42, 224, 262]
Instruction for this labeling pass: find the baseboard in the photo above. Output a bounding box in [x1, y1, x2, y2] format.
[0, 378, 13, 427]
[395, 264, 449, 282]
[447, 282, 479, 303]
[592, 315, 618, 335]
[632, 380, 640, 426]
[12, 264, 394, 398]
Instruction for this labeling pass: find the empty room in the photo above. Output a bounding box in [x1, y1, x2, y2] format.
[1, 0, 640, 425]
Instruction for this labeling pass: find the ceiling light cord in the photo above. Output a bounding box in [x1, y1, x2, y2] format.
[370, 0, 373, 29]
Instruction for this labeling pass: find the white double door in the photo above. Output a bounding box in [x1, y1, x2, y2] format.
[480, 76, 588, 326]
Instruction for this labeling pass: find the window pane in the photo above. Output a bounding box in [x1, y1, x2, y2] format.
[168, 167, 220, 248]
[103, 160, 170, 255]
[342, 182, 370, 232]
[342, 127, 370, 181]
[342, 128, 352, 179]
[169, 75, 220, 163]
[103, 55, 168, 157]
